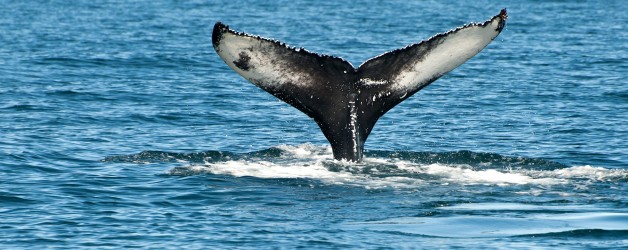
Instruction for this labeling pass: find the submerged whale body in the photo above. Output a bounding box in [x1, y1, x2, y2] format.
[212, 9, 507, 162]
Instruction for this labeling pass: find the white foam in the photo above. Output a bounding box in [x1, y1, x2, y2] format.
[181, 159, 424, 189]
[168, 144, 628, 189]
[275, 143, 332, 159]
[550, 165, 628, 181]
[421, 164, 559, 185]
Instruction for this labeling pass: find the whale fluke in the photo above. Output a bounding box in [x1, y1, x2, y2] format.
[212, 9, 507, 162]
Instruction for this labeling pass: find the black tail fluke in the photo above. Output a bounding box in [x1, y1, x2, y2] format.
[212, 9, 507, 162]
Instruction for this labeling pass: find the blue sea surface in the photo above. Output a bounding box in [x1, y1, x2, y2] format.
[1, 0, 627, 249]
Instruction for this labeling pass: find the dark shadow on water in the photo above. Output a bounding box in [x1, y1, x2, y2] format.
[367, 150, 569, 170]
[103, 146, 569, 170]
[102, 147, 283, 164]
[513, 229, 628, 239]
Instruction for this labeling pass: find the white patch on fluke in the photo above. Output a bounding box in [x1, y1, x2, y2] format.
[360, 78, 389, 86]
[392, 18, 503, 92]
[216, 32, 311, 88]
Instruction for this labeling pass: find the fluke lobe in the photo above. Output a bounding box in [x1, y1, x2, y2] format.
[212, 9, 507, 162]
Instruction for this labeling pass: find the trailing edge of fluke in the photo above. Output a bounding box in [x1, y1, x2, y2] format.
[212, 9, 507, 162]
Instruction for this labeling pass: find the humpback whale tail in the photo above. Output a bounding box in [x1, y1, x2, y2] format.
[212, 9, 507, 162]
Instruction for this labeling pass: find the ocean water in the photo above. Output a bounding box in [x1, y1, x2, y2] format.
[1, 0, 627, 249]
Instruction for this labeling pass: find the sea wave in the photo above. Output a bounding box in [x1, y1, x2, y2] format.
[103, 144, 627, 189]
[343, 212, 628, 238]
